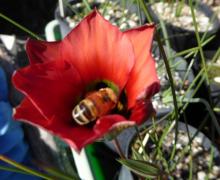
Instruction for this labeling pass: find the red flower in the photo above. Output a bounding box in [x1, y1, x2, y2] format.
[12, 10, 160, 151]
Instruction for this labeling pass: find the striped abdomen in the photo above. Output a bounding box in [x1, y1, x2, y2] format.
[72, 88, 117, 125]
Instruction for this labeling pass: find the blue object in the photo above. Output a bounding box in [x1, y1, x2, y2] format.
[0, 102, 12, 135]
[0, 67, 41, 179]
[0, 67, 8, 101]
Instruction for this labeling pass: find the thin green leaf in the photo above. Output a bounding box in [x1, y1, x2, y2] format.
[0, 165, 30, 175]
[0, 13, 42, 40]
[118, 159, 162, 178]
[134, 125, 150, 160]
[189, 149, 193, 180]
[138, 0, 153, 23]
[0, 155, 53, 179]
[131, 146, 146, 161]
[175, 0, 185, 17]
[204, 145, 214, 180]
[189, 0, 209, 85]
[182, 98, 220, 136]
[63, 0, 82, 18]
[82, 0, 92, 12]
[172, 35, 215, 59]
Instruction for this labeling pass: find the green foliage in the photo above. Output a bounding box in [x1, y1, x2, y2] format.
[1, 0, 220, 179]
[118, 158, 164, 179]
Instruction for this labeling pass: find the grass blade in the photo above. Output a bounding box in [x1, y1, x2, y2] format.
[0, 155, 53, 179]
[0, 13, 42, 40]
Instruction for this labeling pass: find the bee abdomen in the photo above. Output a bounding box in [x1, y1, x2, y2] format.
[72, 99, 97, 125]
[72, 88, 117, 125]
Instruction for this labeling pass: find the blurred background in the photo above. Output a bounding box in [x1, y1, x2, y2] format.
[0, 0, 220, 179]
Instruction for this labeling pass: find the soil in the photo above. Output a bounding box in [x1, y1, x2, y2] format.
[150, 2, 215, 32]
[131, 124, 220, 180]
[202, 0, 220, 6]
[62, 0, 140, 31]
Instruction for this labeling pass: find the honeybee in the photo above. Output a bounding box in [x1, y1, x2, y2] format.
[72, 88, 118, 125]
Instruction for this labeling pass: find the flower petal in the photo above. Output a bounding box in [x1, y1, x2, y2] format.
[124, 25, 160, 108]
[14, 98, 49, 126]
[12, 60, 83, 122]
[13, 97, 95, 151]
[13, 97, 93, 151]
[43, 115, 132, 152]
[94, 115, 135, 135]
[59, 115, 132, 151]
[47, 121, 99, 152]
[62, 10, 135, 90]
[129, 99, 154, 124]
[54, 115, 133, 151]
[26, 39, 61, 64]
[15, 98, 136, 152]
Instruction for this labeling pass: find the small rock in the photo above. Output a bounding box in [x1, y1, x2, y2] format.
[176, 163, 183, 170]
[197, 171, 206, 180]
[212, 165, 220, 175]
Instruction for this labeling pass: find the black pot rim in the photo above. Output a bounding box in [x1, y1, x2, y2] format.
[125, 120, 220, 158]
[147, 2, 220, 34]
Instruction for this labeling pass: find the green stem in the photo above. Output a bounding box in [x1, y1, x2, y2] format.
[0, 13, 42, 40]
[138, 0, 180, 160]
[138, 0, 179, 121]
[181, 48, 220, 112]
[136, 0, 143, 25]
[155, 33, 179, 121]
[138, 0, 153, 23]
[155, 31, 180, 163]
[158, 14, 172, 59]
[189, 0, 209, 85]
[82, 0, 92, 12]
[181, 98, 220, 136]
[172, 35, 215, 59]
[134, 125, 149, 160]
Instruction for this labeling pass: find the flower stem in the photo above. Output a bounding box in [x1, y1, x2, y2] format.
[138, 0, 179, 121]
[112, 137, 126, 159]
[155, 32, 180, 162]
[155, 33, 179, 121]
